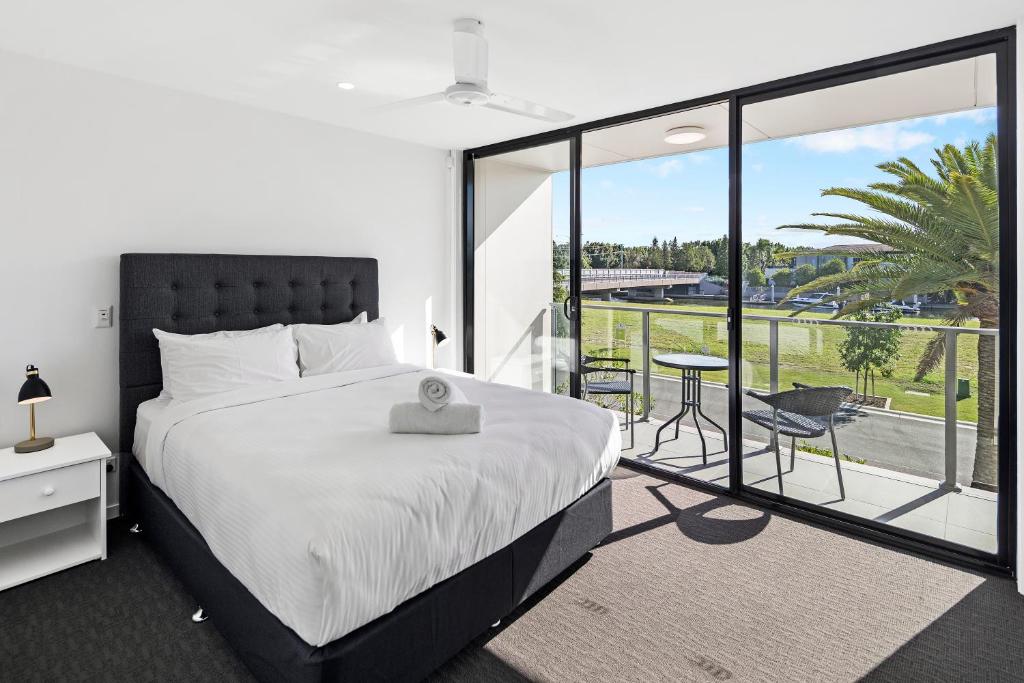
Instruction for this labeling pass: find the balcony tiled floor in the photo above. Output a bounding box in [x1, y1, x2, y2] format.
[617, 415, 998, 554]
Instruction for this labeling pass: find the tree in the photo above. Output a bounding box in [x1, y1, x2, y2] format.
[709, 235, 730, 277]
[745, 238, 776, 273]
[780, 135, 1000, 490]
[746, 269, 767, 287]
[794, 263, 818, 286]
[818, 257, 847, 276]
[583, 241, 625, 268]
[771, 268, 793, 287]
[673, 243, 715, 272]
[649, 237, 663, 268]
[552, 241, 569, 303]
[837, 308, 902, 400]
[693, 245, 716, 272]
[668, 237, 681, 270]
[667, 241, 684, 270]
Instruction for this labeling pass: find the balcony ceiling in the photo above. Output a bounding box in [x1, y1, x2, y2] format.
[500, 54, 998, 171]
[0, 1, 1016, 151]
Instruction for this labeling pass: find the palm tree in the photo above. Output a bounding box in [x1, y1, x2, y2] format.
[779, 134, 999, 490]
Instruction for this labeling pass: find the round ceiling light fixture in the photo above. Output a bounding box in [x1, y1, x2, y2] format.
[664, 125, 706, 145]
[337, 82, 355, 90]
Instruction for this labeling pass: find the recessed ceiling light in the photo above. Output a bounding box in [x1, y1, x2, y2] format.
[337, 82, 355, 90]
[664, 125, 706, 145]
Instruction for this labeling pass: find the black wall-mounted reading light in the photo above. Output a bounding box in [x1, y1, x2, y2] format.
[431, 325, 449, 368]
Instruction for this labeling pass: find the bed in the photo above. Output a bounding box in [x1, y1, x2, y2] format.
[119, 253, 617, 682]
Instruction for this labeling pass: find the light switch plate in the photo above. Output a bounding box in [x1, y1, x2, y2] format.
[95, 305, 113, 328]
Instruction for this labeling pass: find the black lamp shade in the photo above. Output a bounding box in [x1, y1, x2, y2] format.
[18, 365, 52, 405]
[431, 326, 449, 347]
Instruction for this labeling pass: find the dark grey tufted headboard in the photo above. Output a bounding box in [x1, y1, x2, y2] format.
[119, 253, 379, 453]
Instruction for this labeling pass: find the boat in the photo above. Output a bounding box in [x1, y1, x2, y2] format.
[790, 292, 839, 309]
[873, 300, 922, 315]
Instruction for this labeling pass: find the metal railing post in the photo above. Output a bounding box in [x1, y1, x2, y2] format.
[942, 329, 961, 491]
[642, 310, 651, 421]
[769, 319, 779, 394]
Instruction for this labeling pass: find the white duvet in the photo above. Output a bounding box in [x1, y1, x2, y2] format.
[138, 364, 620, 646]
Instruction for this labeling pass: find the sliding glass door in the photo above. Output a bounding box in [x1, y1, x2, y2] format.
[470, 140, 577, 395]
[580, 104, 732, 487]
[737, 49, 1012, 561]
[464, 29, 1015, 570]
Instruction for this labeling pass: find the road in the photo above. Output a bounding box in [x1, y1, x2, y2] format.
[645, 377, 978, 486]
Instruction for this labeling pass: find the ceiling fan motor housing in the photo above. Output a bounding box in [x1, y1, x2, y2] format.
[377, 17, 571, 122]
[444, 82, 490, 106]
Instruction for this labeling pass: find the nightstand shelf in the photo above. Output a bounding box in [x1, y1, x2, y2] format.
[0, 433, 110, 591]
[0, 519, 103, 588]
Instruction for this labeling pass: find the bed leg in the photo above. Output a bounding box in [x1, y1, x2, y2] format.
[191, 607, 209, 623]
[129, 523, 142, 534]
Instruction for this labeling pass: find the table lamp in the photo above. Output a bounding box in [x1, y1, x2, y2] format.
[431, 325, 449, 369]
[15, 364, 54, 453]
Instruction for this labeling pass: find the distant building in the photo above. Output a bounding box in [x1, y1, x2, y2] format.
[792, 243, 896, 272]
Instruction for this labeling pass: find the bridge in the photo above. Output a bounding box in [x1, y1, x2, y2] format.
[563, 269, 706, 299]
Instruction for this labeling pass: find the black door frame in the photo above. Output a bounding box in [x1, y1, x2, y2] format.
[462, 27, 1016, 575]
[461, 136, 583, 393]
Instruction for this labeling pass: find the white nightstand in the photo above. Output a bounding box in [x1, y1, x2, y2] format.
[0, 432, 111, 590]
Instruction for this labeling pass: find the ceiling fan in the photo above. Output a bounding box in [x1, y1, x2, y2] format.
[378, 18, 573, 123]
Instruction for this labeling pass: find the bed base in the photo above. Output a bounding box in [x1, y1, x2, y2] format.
[127, 459, 611, 682]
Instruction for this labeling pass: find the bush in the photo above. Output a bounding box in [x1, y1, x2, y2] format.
[771, 268, 793, 287]
[819, 258, 847, 276]
[746, 269, 767, 286]
[794, 263, 818, 286]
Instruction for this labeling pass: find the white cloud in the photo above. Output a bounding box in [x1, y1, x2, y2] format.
[750, 162, 765, 173]
[653, 158, 683, 178]
[688, 153, 711, 165]
[792, 122, 934, 154]
[932, 108, 996, 125]
[681, 205, 705, 213]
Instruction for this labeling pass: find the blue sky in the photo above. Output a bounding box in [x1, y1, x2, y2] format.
[552, 107, 997, 249]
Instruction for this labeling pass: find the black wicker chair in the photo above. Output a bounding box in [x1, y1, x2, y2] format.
[581, 355, 635, 449]
[743, 383, 850, 499]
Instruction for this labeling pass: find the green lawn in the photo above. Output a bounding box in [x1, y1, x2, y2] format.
[581, 300, 989, 422]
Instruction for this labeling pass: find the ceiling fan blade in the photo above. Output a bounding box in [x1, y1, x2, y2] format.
[484, 93, 573, 123]
[453, 18, 487, 85]
[374, 92, 446, 112]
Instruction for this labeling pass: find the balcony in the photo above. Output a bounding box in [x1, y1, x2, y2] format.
[579, 302, 999, 554]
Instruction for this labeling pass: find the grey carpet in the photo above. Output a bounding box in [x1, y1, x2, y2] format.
[1, 468, 1022, 682]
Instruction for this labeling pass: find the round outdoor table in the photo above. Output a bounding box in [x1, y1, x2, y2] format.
[651, 353, 729, 460]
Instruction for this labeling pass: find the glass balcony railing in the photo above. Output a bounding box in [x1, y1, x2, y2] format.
[578, 301, 999, 553]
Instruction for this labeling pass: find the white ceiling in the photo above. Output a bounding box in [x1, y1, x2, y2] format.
[0, 0, 1016, 150]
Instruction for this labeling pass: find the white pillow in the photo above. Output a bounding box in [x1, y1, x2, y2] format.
[289, 310, 367, 336]
[154, 324, 286, 399]
[154, 325, 299, 402]
[293, 318, 398, 376]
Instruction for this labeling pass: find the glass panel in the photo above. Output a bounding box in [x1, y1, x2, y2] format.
[581, 103, 731, 487]
[740, 54, 1000, 554]
[473, 141, 572, 394]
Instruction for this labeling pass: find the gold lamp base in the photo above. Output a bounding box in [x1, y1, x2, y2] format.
[15, 436, 54, 453]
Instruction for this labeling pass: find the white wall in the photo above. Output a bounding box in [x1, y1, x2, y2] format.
[0, 50, 455, 454]
[473, 158, 557, 391]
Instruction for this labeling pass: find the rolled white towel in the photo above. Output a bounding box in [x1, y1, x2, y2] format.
[418, 375, 467, 412]
[389, 402, 484, 435]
